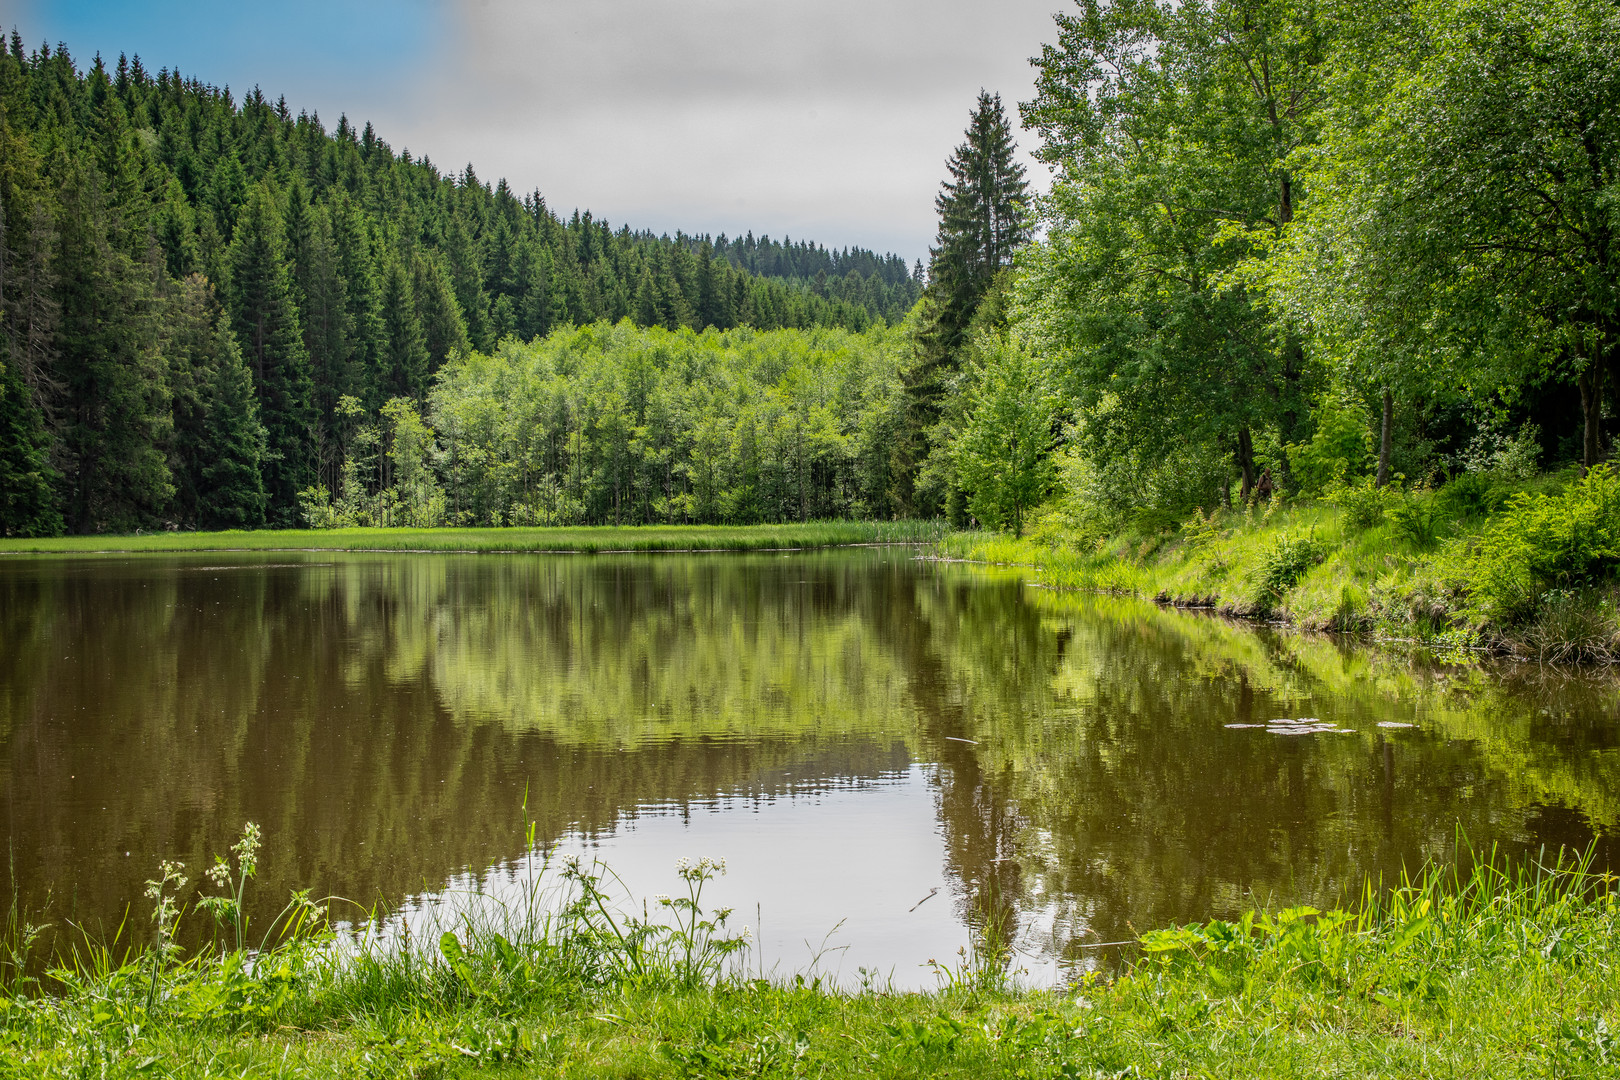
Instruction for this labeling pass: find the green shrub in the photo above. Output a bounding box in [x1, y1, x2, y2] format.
[1288, 393, 1373, 497]
[1388, 492, 1443, 547]
[1452, 464, 1620, 626]
[1437, 472, 1506, 520]
[1327, 476, 1396, 531]
[1255, 530, 1332, 600]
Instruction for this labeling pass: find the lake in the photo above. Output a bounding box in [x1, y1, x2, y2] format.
[2, 547, 1616, 987]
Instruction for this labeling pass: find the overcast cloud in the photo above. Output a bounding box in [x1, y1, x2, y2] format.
[9, 0, 1066, 261]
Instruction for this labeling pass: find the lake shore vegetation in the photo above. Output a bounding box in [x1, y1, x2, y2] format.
[0, 519, 944, 555]
[942, 462, 1620, 661]
[2, 831, 1616, 1079]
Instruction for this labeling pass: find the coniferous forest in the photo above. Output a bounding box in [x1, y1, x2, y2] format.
[5, 0, 1619, 542]
[0, 39, 923, 534]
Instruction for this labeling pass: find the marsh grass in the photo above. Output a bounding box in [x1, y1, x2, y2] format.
[3, 824, 1618, 1078]
[0, 520, 946, 556]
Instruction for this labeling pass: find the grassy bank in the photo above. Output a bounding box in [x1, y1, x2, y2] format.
[943, 466, 1620, 660]
[2, 839, 1617, 1078]
[0, 520, 945, 556]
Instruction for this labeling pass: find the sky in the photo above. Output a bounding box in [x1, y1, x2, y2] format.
[5, 0, 1066, 264]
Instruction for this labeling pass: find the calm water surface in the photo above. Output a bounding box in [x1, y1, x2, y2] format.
[2, 548, 1617, 985]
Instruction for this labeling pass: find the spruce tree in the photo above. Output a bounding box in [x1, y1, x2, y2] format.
[196, 315, 269, 528]
[229, 183, 314, 525]
[286, 192, 353, 486]
[379, 255, 428, 401]
[0, 350, 61, 536]
[901, 90, 1031, 514]
[53, 159, 173, 533]
[920, 90, 1029, 374]
[166, 274, 266, 528]
[411, 252, 469, 373]
[328, 192, 382, 403]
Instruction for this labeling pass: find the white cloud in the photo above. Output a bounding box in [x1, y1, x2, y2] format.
[374, 0, 1061, 259]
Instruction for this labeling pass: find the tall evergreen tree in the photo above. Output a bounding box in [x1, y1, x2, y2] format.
[285, 190, 353, 487]
[53, 160, 173, 532]
[0, 347, 61, 536]
[919, 90, 1030, 375]
[412, 252, 470, 374]
[166, 273, 266, 527]
[229, 183, 313, 524]
[901, 91, 1031, 514]
[379, 255, 429, 401]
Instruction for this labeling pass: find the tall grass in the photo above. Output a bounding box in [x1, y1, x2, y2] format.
[0, 520, 947, 556]
[3, 826, 1617, 1077]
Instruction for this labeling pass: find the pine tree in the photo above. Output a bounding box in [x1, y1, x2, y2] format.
[920, 90, 1029, 369]
[901, 90, 1031, 515]
[229, 183, 314, 525]
[52, 159, 173, 533]
[379, 255, 428, 401]
[166, 273, 266, 527]
[0, 349, 61, 536]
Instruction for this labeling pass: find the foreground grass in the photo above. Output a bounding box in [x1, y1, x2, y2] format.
[3, 853, 1616, 1078]
[0, 520, 945, 556]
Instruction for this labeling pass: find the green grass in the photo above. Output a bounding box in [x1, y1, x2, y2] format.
[2, 834, 1617, 1078]
[0, 520, 946, 556]
[939, 478, 1565, 642]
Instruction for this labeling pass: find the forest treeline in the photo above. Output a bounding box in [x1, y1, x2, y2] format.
[0, 38, 919, 534]
[5, 0, 1615, 539]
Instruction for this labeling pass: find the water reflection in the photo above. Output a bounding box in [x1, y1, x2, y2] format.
[0, 550, 1615, 984]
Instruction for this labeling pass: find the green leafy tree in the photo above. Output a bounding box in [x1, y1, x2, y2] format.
[1272, 0, 1620, 472]
[953, 342, 1056, 536]
[1019, 0, 1329, 507]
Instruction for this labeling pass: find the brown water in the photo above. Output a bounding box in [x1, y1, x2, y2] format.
[2, 548, 1617, 985]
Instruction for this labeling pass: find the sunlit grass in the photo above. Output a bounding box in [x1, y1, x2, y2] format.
[0, 520, 946, 556]
[942, 498, 1469, 639]
[2, 832, 1615, 1077]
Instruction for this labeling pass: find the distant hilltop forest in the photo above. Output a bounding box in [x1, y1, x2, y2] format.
[0, 37, 923, 533]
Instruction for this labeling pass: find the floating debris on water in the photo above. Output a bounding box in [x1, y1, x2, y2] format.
[1376, 721, 1416, 729]
[1227, 717, 1356, 735]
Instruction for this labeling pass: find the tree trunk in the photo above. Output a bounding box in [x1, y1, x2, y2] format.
[1578, 362, 1604, 471]
[1376, 389, 1393, 488]
[1237, 427, 1256, 502]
